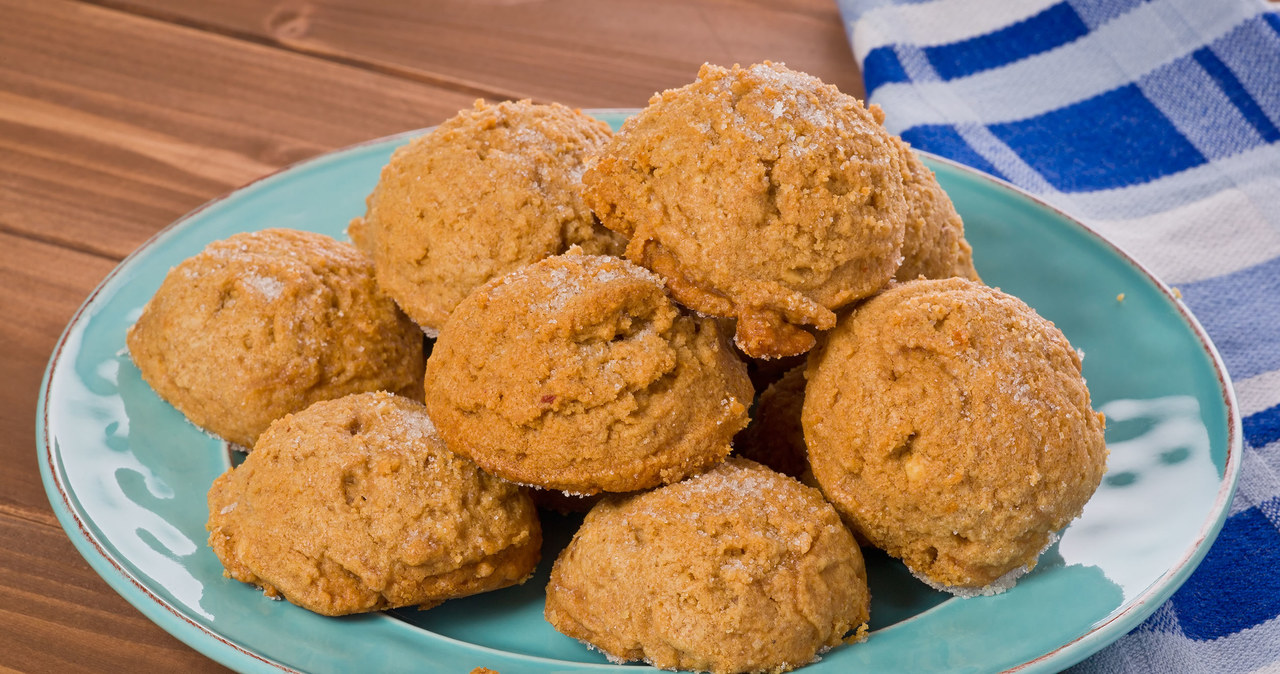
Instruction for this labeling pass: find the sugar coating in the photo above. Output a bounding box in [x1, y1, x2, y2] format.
[349, 99, 625, 332]
[545, 459, 871, 674]
[126, 228, 425, 448]
[206, 392, 541, 616]
[424, 250, 754, 494]
[803, 278, 1107, 589]
[583, 61, 909, 359]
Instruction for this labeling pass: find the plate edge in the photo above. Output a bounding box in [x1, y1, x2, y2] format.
[34, 114, 1246, 674]
[916, 153, 1246, 673]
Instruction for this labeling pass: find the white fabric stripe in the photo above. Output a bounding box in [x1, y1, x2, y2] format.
[885, 32, 1065, 195]
[849, 0, 1060, 60]
[1240, 170, 1280, 231]
[1229, 446, 1280, 516]
[894, 37, 939, 82]
[1068, 0, 1141, 30]
[1236, 369, 1280, 419]
[1084, 176, 1280, 284]
[1072, 616, 1280, 673]
[1138, 59, 1264, 160]
[866, 0, 1267, 127]
[1040, 143, 1280, 221]
[1249, 660, 1280, 674]
[850, 21, 896, 66]
[953, 123, 1059, 193]
[1214, 15, 1280, 130]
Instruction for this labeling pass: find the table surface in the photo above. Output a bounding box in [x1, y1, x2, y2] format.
[0, 1, 861, 671]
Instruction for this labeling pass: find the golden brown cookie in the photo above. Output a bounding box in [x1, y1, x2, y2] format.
[545, 458, 870, 674]
[424, 250, 753, 494]
[207, 392, 541, 616]
[126, 228, 424, 448]
[733, 365, 810, 480]
[892, 138, 981, 283]
[584, 62, 908, 359]
[349, 99, 624, 333]
[803, 278, 1107, 592]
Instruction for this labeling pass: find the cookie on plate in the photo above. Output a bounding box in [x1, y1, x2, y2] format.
[584, 62, 908, 359]
[126, 228, 424, 448]
[349, 99, 624, 334]
[545, 458, 870, 674]
[804, 278, 1107, 593]
[207, 392, 541, 615]
[424, 249, 753, 494]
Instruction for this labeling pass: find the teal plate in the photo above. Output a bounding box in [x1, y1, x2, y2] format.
[39, 110, 1242, 673]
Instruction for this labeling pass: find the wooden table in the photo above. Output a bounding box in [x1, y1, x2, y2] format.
[0, 1, 861, 670]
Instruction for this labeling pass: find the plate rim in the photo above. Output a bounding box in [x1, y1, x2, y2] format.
[919, 152, 1244, 672]
[36, 109, 1244, 674]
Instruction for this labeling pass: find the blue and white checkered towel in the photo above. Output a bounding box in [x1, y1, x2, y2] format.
[836, 0, 1280, 670]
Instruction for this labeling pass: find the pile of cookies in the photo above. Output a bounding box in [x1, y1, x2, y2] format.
[126, 62, 1107, 674]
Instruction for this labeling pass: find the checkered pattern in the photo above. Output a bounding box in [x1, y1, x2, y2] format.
[836, 0, 1280, 670]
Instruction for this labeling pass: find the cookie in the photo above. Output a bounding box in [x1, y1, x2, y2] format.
[891, 137, 980, 283]
[126, 228, 424, 448]
[424, 250, 752, 494]
[584, 62, 908, 359]
[803, 278, 1107, 592]
[207, 392, 541, 615]
[350, 99, 625, 333]
[545, 458, 870, 674]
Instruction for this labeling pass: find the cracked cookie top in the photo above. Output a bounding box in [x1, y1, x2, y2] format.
[583, 61, 908, 359]
[349, 99, 624, 334]
[423, 249, 753, 494]
[126, 228, 424, 448]
[803, 278, 1107, 590]
[545, 458, 870, 674]
[206, 391, 541, 616]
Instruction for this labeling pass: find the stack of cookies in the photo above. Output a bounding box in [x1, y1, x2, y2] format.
[126, 62, 1107, 674]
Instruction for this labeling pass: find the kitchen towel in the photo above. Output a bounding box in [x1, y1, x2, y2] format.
[836, 0, 1280, 671]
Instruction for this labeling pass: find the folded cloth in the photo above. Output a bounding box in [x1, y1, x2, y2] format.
[836, 0, 1280, 671]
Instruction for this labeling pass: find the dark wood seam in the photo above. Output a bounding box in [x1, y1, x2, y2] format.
[70, 0, 527, 103]
[0, 224, 124, 262]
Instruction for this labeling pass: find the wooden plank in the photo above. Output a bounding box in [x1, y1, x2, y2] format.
[0, 515, 229, 673]
[92, 0, 865, 107]
[0, 233, 117, 523]
[0, 0, 478, 260]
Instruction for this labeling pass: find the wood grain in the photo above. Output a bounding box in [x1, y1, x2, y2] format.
[89, 0, 865, 107]
[1, 0, 863, 670]
[0, 0, 476, 261]
[0, 234, 116, 524]
[0, 516, 229, 673]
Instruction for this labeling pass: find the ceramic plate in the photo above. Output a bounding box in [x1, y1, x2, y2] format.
[38, 111, 1242, 673]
